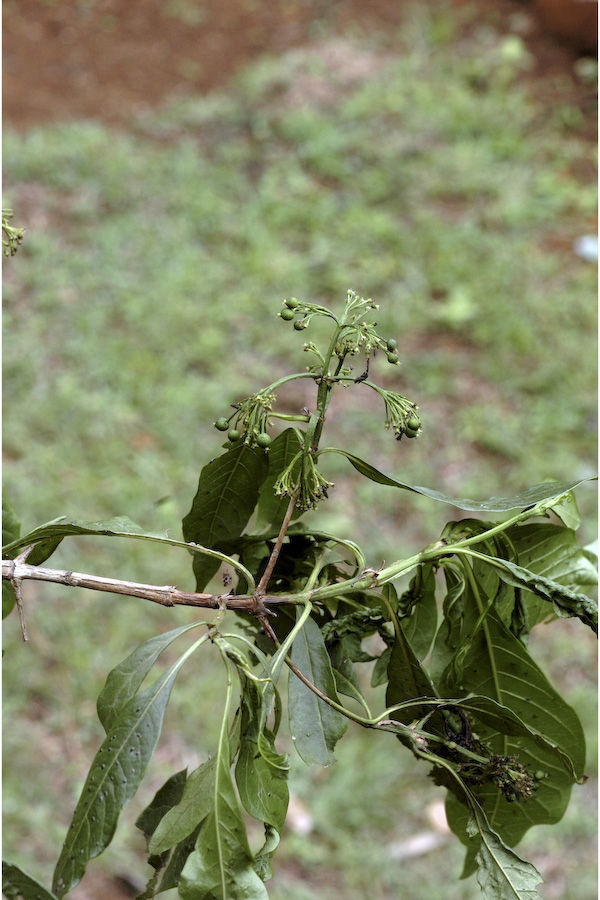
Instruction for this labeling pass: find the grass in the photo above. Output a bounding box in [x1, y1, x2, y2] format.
[2, 3, 597, 897]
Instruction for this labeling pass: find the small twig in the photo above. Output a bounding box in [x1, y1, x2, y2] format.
[255, 492, 299, 597]
[9, 545, 34, 641]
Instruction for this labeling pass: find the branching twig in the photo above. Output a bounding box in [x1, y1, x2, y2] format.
[1, 560, 299, 614]
[255, 491, 299, 597]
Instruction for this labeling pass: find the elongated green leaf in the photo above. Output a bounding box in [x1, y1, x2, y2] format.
[97, 623, 202, 732]
[231, 646, 289, 834]
[288, 613, 348, 766]
[255, 428, 303, 531]
[182, 443, 268, 590]
[549, 488, 581, 531]
[2, 515, 153, 563]
[323, 449, 593, 511]
[469, 816, 543, 899]
[136, 769, 203, 898]
[444, 607, 584, 849]
[2, 494, 21, 618]
[485, 556, 597, 633]
[333, 668, 371, 716]
[386, 614, 438, 725]
[504, 523, 598, 629]
[52, 652, 191, 897]
[2, 862, 58, 900]
[149, 756, 217, 855]
[399, 563, 438, 660]
[179, 668, 268, 900]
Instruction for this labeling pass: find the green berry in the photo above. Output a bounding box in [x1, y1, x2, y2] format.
[294, 320, 307, 331]
[227, 428, 241, 442]
[406, 415, 420, 431]
[284, 297, 300, 309]
[386, 338, 398, 351]
[256, 432, 272, 448]
[280, 308, 295, 321]
[386, 352, 399, 364]
[214, 417, 229, 432]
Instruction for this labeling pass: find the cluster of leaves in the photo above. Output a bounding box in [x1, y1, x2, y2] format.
[2, 292, 597, 900]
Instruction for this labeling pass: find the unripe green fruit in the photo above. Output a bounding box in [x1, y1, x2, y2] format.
[386, 352, 399, 364]
[280, 308, 295, 321]
[256, 432, 272, 448]
[386, 338, 398, 351]
[214, 417, 229, 431]
[284, 297, 300, 309]
[227, 428, 241, 442]
[294, 320, 307, 331]
[406, 415, 420, 431]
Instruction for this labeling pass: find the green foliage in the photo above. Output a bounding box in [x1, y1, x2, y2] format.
[3, 292, 596, 898]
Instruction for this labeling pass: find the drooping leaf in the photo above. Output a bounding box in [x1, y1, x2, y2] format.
[503, 523, 598, 630]
[468, 815, 543, 900]
[136, 769, 202, 898]
[333, 668, 371, 716]
[149, 757, 217, 855]
[2, 862, 58, 900]
[288, 612, 348, 766]
[2, 494, 21, 618]
[485, 555, 597, 633]
[398, 563, 438, 660]
[323, 450, 593, 512]
[97, 623, 203, 732]
[428, 564, 469, 688]
[182, 443, 269, 590]
[255, 428, 303, 531]
[178, 663, 268, 900]
[52, 648, 195, 898]
[549, 488, 581, 531]
[443, 607, 585, 849]
[253, 826, 280, 883]
[386, 611, 438, 725]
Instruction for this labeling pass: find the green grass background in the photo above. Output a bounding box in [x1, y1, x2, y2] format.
[3, 4, 597, 897]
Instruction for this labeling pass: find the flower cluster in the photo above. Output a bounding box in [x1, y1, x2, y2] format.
[274, 450, 333, 511]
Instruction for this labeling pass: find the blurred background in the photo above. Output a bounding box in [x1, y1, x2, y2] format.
[3, 1, 597, 897]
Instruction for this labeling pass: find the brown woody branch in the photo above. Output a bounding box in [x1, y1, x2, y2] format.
[1, 559, 300, 615]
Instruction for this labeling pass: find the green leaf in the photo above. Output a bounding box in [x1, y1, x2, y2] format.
[2, 494, 21, 618]
[52, 645, 198, 897]
[323, 450, 593, 511]
[288, 612, 348, 765]
[182, 443, 269, 590]
[399, 563, 438, 660]
[429, 564, 468, 687]
[255, 428, 303, 531]
[333, 668, 371, 716]
[504, 523, 598, 630]
[468, 816, 543, 899]
[386, 612, 438, 725]
[136, 769, 203, 897]
[253, 826, 280, 883]
[2, 862, 58, 900]
[2, 515, 152, 564]
[178, 661, 268, 900]
[443, 607, 585, 848]
[549, 488, 581, 530]
[485, 555, 597, 633]
[149, 757, 217, 856]
[97, 623, 202, 732]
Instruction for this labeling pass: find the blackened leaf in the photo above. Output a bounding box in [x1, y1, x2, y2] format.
[288, 613, 348, 765]
[2, 862, 58, 900]
[52, 650, 193, 897]
[255, 428, 303, 531]
[97, 624, 202, 732]
[182, 444, 268, 590]
[323, 450, 593, 511]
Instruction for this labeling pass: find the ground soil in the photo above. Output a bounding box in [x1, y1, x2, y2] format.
[3, 0, 597, 131]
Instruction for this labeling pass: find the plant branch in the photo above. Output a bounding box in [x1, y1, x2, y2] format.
[255, 492, 299, 596]
[1, 559, 295, 614]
